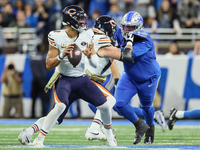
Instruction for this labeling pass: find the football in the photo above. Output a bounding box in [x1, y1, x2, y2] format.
[68, 44, 82, 68]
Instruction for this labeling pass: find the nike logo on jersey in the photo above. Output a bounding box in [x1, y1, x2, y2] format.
[148, 84, 153, 87]
[90, 132, 99, 135]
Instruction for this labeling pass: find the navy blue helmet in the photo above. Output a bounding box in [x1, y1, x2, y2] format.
[93, 15, 117, 44]
[61, 5, 88, 32]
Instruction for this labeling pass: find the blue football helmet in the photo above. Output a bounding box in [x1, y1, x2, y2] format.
[121, 11, 143, 36]
[61, 5, 88, 32]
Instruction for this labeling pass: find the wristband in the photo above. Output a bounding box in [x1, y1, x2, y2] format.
[127, 41, 132, 46]
[115, 78, 119, 85]
[57, 53, 64, 61]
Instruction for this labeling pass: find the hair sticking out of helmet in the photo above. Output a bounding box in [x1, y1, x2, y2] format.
[61, 5, 88, 32]
[121, 11, 143, 36]
[93, 15, 117, 45]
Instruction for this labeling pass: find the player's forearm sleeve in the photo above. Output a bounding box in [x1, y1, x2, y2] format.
[88, 54, 99, 68]
[120, 48, 133, 62]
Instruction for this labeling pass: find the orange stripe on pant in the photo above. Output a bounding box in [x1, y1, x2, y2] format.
[91, 80, 112, 97]
[54, 85, 61, 104]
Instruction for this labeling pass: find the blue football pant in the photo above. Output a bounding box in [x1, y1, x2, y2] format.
[114, 73, 159, 125]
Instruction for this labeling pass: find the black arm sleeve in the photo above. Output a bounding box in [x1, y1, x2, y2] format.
[119, 48, 133, 62]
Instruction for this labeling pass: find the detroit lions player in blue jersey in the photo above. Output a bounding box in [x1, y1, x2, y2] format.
[113, 11, 161, 145]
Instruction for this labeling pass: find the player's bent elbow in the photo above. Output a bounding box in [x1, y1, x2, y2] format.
[46, 64, 53, 71]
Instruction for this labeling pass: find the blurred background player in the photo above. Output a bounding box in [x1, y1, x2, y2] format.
[113, 11, 161, 145]
[168, 108, 200, 130]
[18, 5, 117, 147]
[1, 62, 24, 118]
[30, 43, 49, 118]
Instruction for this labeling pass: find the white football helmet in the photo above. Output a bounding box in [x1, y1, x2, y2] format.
[121, 11, 143, 36]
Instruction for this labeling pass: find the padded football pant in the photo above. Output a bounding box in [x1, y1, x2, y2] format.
[55, 74, 108, 124]
[114, 73, 159, 125]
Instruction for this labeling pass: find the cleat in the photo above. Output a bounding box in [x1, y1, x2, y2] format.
[102, 127, 117, 147]
[154, 110, 166, 132]
[133, 120, 149, 145]
[33, 137, 45, 147]
[144, 124, 155, 144]
[18, 129, 32, 145]
[168, 108, 178, 130]
[112, 128, 116, 138]
[85, 127, 107, 141]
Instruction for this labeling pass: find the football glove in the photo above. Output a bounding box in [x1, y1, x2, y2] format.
[124, 32, 134, 43]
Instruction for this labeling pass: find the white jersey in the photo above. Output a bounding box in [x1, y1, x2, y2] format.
[48, 29, 94, 77]
[85, 34, 112, 75]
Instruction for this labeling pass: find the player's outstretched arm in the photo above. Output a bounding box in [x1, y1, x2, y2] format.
[98, 45, 132, 62]
[97, 46, 121, 60]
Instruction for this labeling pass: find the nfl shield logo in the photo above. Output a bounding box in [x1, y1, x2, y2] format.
[75, 51, 80, 55]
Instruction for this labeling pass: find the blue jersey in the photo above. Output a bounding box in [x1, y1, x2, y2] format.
[115, 26, 161, 82]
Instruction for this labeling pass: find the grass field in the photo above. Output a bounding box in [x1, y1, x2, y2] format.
[0, 120, 200, 150]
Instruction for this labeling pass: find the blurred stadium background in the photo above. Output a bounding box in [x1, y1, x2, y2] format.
[0, 0, 200, 118]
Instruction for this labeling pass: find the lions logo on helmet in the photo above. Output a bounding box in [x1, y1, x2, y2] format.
[121, 11, 143, 36]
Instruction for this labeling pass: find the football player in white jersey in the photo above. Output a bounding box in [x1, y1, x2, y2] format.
[84, 16, 119, 140]
[18, 5, 117, 147]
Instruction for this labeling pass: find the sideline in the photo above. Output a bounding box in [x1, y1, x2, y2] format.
[0, 119, 200, 125]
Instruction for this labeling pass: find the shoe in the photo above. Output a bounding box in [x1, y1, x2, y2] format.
[168, 108, 178, 130]
[33, 137, 45, 147]
[85, 127, 107, 141]
[102, 127, 117, 147]
[18, 129, 32, 145]
[154, 110, 166, 132]
[112, 128, 116, 138]
[144, 124, 155, 144]
[133, 120, 149, 145]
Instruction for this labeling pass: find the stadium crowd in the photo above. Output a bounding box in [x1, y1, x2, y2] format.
[0, 0, 200, 55]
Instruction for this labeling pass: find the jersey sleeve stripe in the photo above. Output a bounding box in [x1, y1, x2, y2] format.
[48, 38, 55, 43]
[98, 39, 111, 42]
[93, 29, 100, 33]
[48, 36, 54, 41]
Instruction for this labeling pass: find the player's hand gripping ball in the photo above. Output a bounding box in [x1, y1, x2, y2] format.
[68, 44, 82, 68]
